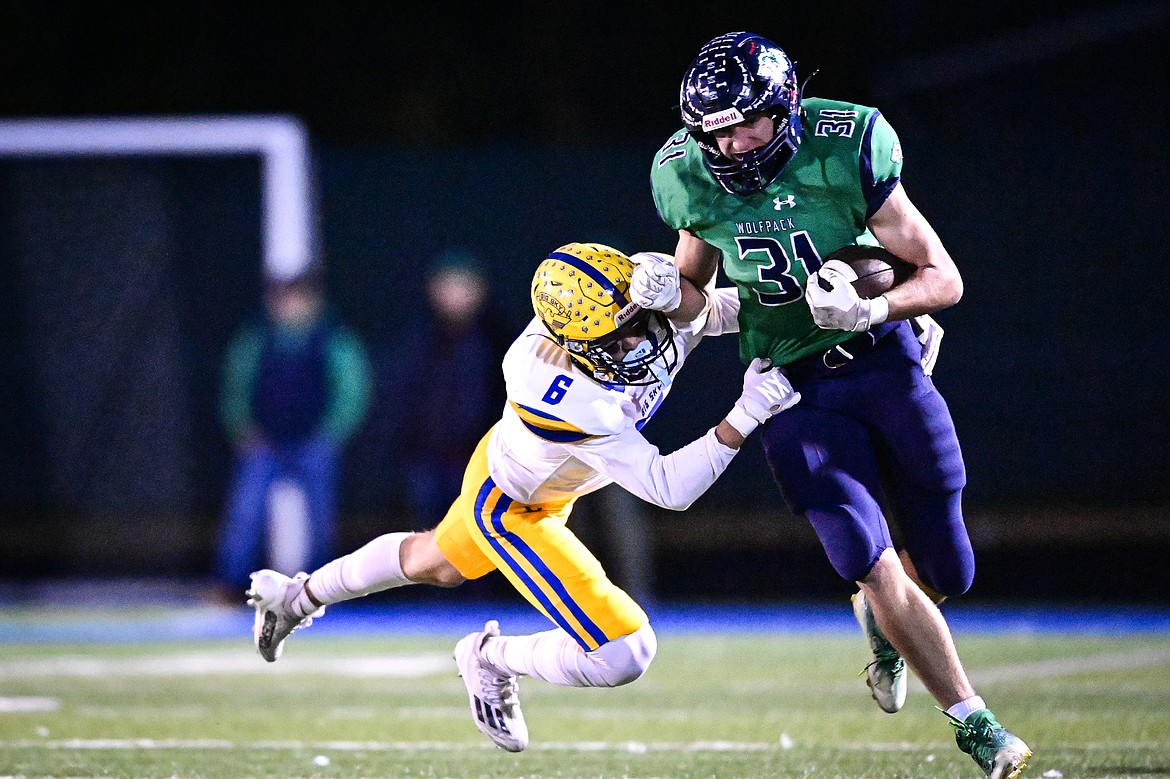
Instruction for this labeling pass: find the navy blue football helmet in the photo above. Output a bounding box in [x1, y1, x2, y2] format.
[679, 32, 803, 196]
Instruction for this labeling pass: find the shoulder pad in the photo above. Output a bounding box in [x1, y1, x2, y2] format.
[504, 332, 629, 443]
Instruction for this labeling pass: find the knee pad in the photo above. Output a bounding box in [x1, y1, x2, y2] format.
[898, 492, 975, 597]
[912, 547, 974, 597]
[578, 623, 657, 687]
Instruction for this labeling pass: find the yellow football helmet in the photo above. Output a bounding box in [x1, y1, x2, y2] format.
[531, 242, 677, 386]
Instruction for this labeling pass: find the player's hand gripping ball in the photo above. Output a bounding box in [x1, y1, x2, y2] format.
[819, 244, 914, 298]
[805, 245, 913, 332]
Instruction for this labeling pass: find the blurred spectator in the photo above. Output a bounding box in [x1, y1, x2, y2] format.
[572, 484, 656, 604]
[210, 269, 372, 603]
[394, 249, 514, 530]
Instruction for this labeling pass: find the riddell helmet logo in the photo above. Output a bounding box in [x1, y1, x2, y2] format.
[614, 302, 641, 328]
[702, 107, 744, 132]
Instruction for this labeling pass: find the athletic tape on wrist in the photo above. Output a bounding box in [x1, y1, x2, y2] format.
[725, 405, 760, 438]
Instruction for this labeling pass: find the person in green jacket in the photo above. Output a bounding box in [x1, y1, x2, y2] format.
[213, 269, 371, 598]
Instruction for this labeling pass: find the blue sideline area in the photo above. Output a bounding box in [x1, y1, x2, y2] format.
[3, 588, 1170, 644]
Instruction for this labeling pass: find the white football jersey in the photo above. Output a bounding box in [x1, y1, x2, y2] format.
[488, 287, 740, 509]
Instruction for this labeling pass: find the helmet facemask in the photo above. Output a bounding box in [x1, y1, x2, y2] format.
[564, 308, 678, 387]
[696, 109, 802, 197]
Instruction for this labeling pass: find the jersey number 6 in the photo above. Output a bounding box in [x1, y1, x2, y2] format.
[542, 375, 574, 404]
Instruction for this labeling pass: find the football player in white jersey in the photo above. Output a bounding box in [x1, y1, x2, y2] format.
[246, 242, 800, 752]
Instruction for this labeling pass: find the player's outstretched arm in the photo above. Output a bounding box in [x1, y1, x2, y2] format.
[573, 358, 800, 510]
[718, 357, 800, 448]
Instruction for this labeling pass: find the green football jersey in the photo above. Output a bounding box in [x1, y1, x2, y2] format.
[650, 97, 904, 367]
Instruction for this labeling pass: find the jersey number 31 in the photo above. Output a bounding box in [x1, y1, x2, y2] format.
[737, 231, 823, 306]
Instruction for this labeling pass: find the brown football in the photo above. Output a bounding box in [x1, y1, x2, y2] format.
[822, 245, 914, 299]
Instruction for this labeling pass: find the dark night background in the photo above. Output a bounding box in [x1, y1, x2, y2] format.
[0, 2, 1167, 603]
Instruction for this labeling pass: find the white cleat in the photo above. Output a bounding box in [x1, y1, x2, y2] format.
[245, 570, 323, 662]
[453, 620, 528, 752]
[852, 590, 907, 713]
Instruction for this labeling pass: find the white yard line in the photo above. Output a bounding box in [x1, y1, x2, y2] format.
[1, 737, 1167, 753]
[0, 737, 872, 752]
[0, 696, 58, 712]
[0, 652, 451, 679]
[812, 646, 1170, 695]
[964, 647, 1170, 684]
[900, 646, 1170, 693]
[2, 645, 1167, 686]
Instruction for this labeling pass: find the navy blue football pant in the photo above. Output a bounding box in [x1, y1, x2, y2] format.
[216, 435, 340, 590]
[760, 321, 974, 596]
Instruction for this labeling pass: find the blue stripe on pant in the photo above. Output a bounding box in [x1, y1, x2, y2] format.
[473, 478, 610, 650]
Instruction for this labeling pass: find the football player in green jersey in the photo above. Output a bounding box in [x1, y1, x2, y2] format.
[637, 31, 1031, 779]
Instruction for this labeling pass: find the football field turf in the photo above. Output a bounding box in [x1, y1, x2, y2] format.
[1, 601, 1168, 778]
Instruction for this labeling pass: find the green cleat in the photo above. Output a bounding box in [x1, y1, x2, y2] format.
[947, 708, 1033, 779]
[852, 591, 906, 713]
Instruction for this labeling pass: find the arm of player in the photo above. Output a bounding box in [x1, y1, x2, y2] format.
[674, 229, 721, 287]
[635, 229, 723, 325]
[571, 359, 799, 510]
[866, 183, 963, 319]
[630, 255, 740, 339]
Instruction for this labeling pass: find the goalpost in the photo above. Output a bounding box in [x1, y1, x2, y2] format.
[0, 114, 315, 280]
[0, 115, 318, 580]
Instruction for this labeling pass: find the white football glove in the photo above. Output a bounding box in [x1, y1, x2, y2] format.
[628, 251, 682, 312]
[805, 259, 889, 332]
[911, 314, 944, 376]
[725, 357, 801, 437]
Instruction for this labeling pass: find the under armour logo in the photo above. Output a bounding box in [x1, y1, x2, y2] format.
[773, 194, 796, 210]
